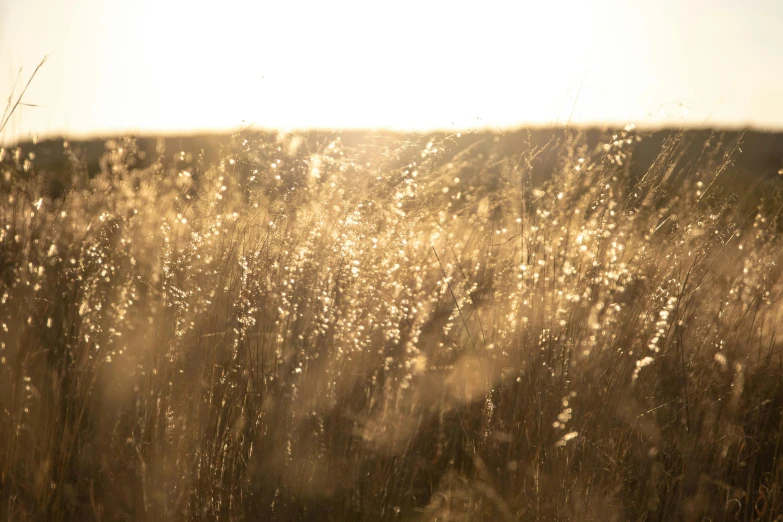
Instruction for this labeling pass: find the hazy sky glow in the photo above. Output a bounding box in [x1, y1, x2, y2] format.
[1, 0, 782, 143]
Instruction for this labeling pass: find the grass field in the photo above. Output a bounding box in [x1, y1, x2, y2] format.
[1, 127, 782, 521]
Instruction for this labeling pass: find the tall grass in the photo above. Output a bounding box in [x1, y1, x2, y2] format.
[0, 127, 781, 521]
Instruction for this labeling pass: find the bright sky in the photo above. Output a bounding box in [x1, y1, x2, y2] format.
[1, 0, 782, 144]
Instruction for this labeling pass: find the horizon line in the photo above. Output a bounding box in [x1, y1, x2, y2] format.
[5, 121, 783, 148]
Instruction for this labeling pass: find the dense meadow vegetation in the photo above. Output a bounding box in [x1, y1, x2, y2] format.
[1, 127, 782, 521]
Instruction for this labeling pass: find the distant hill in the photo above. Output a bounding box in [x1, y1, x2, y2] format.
[5, 128, 783, 192]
